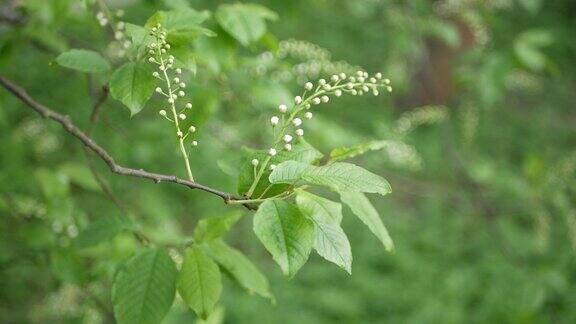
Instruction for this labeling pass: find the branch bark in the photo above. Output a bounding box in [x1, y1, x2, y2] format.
[0, 75, 254, 209]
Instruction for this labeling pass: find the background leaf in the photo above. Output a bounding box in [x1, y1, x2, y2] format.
[202, 239, 273, 300]
[112, 249, 177, 324]
[55, 49, 110, 73]
[215, 3, 277, 46]
[178, 246, 222, 319]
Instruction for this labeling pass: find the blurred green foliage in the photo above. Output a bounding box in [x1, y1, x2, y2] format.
[1, 0, 575, 323]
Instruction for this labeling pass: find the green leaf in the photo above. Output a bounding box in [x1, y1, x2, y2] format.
[110, 62, 156, 116]
[58, 162, 99, 192]
[270, 161, 392, 196]
[340, 191, 394, 252]
[73, 216, 131, 249]
[56, 49, 110, 73]
[296, 191, 352, 273]
[112, 249, 177, 324]
[146, 8, 210, 31]
[253, 200, 315, 277]
[237, 139, 323, 198]
[193, 212, 242, 242]
[514, 29, 553, 72]
[330, 141, 389, 162]
[125, 23, 153, 60]
[215, 3, 277, 46]
[178, 246, 222, 319]
[202, 239, 272, 300]
[296, 190, 342, 224]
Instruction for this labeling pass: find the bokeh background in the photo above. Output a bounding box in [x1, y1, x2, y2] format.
[1, 0, 576, 323]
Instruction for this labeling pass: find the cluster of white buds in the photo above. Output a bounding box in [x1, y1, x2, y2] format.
[259, 71, 392, 175]
[148, 24, 198, 153]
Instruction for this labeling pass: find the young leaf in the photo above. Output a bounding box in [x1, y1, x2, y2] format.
[237, 140, 322, 198]
[270, 161, 392, 196]
[202, 239, 273, 300]
[296, 191, 352, 274]
[112, 249, 177, 324]
[55, 49, 110, 73]
[340, 191, 394, 252]
[329, 141, 388, 163]
[110, 62, 156, 116]
[253, 200, 315, 277]
[178, 246, 222, 319]
[215, 3, 277, 46]
[193, 212, 242, 242]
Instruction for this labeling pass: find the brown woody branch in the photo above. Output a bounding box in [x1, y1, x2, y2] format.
[0, 75, 254, 209]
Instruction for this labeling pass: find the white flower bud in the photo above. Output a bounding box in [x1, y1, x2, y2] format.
[358, 90, 364, 95]
[161, 48, 167, 54]
[323, 84, 331, 91]
[363, 72, 369, 78]
[305, 112, 313, 119]
[149, 57, 156, 63]
[296, 128, 304, 136]
[168, 97, 174, 104]
[153, 71, 160, 77]
[159, 110, 167, 116]
[165, 44, 171, 49]
[293, 118, 302, 126]
[339, 73, 346, 79]
[178, 91, 185, 97]
[123, 41, 131, 49]
[375, 72, 382, 79]
[362, 85, 369, 92]
[295, 96, 302, 104]
[174, 77, 180, 83]
[251, 159, 259, 166]
[384, 78, 391, 84]
[175, 68, 182, 74]
[192, 140, 198, 146]
[270, 116, 280, 125]
[321, 95, 329, 103]
[269, 148, 277, 156]
[179, 113, 186, 120]
[99, 18, 108, 26]
[189, 125, 196, 132]
[335, 90, 342, 97]
[369, 78, 377, 83]
[186, 103, 192, 109]
[358, 77, 365, 83]
[351, 89, 358, 95]
[304, 82, 313, 90]
[179, 82, 186, 88]
[177, 131, 183, 137]
[172, 94, 178, 99]
[159, 65, 165, 71]
[283, 134, 293, 143]
[349, 77, 356, 82]
[270, 164, 277, 170]
[155, 87, 162, 93]
[373, 89, 379, 96]
[305, 103, 311, 109]
[284, 143, 292, 151]
[387, 86, 393, 92]
[346, 83, 354, 89]
[357, 70, 363, 77]
[117, 22, 125, 30]
[331, 75, 339, 81]
[312, 97, 321, 105]
[279, 104, 288, 113]
[115, 31, 124, 40]
[319, 78, 327, 85]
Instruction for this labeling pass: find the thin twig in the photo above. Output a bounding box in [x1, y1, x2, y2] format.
[0, 75, 255, 210]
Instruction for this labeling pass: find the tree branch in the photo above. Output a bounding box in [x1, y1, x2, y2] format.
[0, 75, 254, 209]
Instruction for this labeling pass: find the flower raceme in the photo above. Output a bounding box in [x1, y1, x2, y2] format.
[246, 71, 392, 198]
[147, 24, 196, 181]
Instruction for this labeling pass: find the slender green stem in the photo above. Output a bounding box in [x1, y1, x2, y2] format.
[156, 44, 194, 181]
